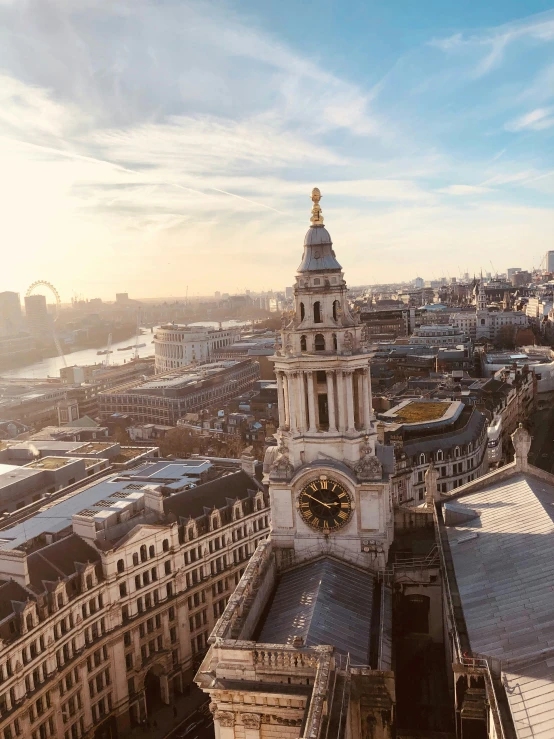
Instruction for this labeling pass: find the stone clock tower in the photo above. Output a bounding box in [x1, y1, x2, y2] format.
[266, 188, 393, 570]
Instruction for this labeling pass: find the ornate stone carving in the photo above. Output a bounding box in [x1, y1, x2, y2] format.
[343, 330, 353, 353]
[355, 436, 383, 481]
[270, 437, 294, 481]
[360, 323, 370, 347]
[215, 711, 235, 728]
[241, 713, 262, 729]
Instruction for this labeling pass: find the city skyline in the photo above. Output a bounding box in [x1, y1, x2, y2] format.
[2, 1, 554, 300]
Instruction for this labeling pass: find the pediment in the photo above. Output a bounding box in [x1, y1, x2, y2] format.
[112, 524, 169, 551]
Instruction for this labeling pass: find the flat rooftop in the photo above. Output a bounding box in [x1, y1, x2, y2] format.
[25, 457, 76, 470]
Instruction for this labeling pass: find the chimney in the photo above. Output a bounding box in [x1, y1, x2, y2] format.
[425, 461, 439, 508]
[143, 485, 165, 515]
[240, 446, 257, 478]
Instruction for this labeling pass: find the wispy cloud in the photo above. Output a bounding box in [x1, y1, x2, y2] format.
[505, 107, 554, 131]
[438, 185, 492, 196]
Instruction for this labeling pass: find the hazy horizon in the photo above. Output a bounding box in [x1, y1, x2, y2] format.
[3, 1, 554, 303]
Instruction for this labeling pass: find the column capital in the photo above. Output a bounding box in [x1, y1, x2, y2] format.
[216, 711, 235, 728]
[241, 713, 262, 729]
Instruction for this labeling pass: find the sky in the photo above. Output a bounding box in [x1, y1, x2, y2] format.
[1, 0, 554, 301]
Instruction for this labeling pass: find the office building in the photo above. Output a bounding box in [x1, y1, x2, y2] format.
[24, 294, 50, 339]
[154, 325, 241, 372]
[0, 292, 23, 336]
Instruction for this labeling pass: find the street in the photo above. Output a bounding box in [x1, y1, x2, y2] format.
[163, 699, 214, 739]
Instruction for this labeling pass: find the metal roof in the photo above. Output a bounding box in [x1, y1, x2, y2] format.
[446, 472, 554, 739]
[258, 558, 374, 664]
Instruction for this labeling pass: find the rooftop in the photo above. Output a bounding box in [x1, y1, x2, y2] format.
[258, 558, 375, 665]
[25, 456, 75, 470]
[444, 466, 554, 739]
[390, 401, 449, 423]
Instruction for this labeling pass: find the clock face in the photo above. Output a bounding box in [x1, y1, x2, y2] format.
[297, 476, 352, 532]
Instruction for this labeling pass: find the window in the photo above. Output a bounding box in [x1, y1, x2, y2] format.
[140, 545, 147, 563]
[164, 561, 171, 575]
[300, 302, 305, 321]
[300, 335, 307, 351]
[419, 453, 426, 465]
[116, 559, 124, 574]
[132, 553, 138, 567]
[314, 301, 322, 323]
[332, 333, 337, 350]
[123, 631, 131, 647]
[314, 334, 325, 351]
[119, 583, 127, 597]
[162, 539, 169, 552]
[333, 300, 340, 321]
[149, 545, 155, 559]
[436, 449, 443, 461]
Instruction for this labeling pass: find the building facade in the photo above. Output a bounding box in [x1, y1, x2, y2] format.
[98, 360, 260, 426]
[24, 295, 50, 340]
[154, 325, 241, 372]
[0, 461, 269, 739]
[0, 293, 23, 337]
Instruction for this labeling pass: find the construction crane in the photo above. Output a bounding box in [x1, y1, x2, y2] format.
[104, 333, 112, 367]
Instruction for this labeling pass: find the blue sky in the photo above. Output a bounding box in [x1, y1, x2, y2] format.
[1, 0, 554, 300]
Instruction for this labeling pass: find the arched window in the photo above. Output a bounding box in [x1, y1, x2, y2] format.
[300, 302, 305, 321]
[314, 334, 325, 351]
[333, 300, 340, 321]
[332, 333, 337, 351]
[454, 446, 461, 458]
[117, 559, 125, 573]
[140, 545, 147, 563]
[132, 553, 139, 567]
[26, 614, 33, 631]
[436, 449, 443, 462]
[468, 442, 473, 453]
[162, 538, 169, 552]
[300, 335, 307, 351]
[149, 545, 155, 559]
[314, 301, 322, 323]
[419, 453, 426, 466]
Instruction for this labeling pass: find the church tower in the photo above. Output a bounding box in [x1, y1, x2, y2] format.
[267, 188, 392, 570]
[476, 275, 490, 340]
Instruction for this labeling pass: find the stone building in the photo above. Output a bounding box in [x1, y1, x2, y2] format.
[98, 360, 260, 426]
[378, 399, 489, 504]
[195, 190, 397, 738]
[0, 459, 269, 739]
[154, 325, 240, 372]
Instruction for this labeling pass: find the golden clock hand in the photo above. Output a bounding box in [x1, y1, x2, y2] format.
[304, 493, 332, 509]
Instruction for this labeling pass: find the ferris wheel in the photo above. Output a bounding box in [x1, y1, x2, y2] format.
[25, 281, 62, 314]
[25, 280, 67, 367]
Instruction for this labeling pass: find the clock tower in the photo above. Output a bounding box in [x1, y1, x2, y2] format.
[266, 188, 393, 570]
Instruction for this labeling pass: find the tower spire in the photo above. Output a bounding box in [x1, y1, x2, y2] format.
[310, 187, 324, 226]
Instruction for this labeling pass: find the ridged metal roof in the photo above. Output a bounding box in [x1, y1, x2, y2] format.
[258, 558, 374, 664]
[447, 472, 554, 738]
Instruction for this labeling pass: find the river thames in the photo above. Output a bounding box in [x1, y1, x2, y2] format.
[0, 321, 249, 380]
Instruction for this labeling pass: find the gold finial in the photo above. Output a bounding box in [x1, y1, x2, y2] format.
[310, 187, 324, 226]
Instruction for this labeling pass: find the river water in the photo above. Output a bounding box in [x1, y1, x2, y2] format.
[0, 320, 250, 380]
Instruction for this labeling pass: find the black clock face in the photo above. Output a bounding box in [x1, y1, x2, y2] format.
[297, 477, 352, 532]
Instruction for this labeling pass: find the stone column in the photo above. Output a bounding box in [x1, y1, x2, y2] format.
[345, 371, 355, 432]
[297, 372, 307, 432]
[276, 371, 286, 429]
[357, 371, 364, 430]
[287, 373, 297, 431]
[215, 711, 235, 739]
[326, 371, 337, 432]
[307, 371, 317, 432]
[336, 370, 346, 432]
[283, 372, 291, 428]
[241, 713, 262, 739]
[362, 368, 372, 430]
